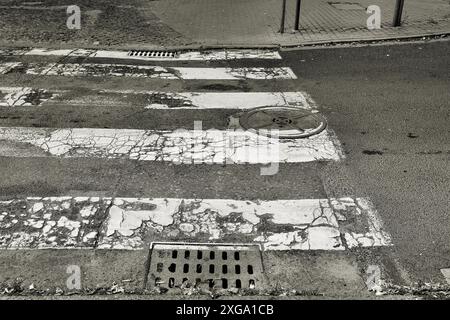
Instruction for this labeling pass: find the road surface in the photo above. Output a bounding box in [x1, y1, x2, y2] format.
[0, 40, 448, 298]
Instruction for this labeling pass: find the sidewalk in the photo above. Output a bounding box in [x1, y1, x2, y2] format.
[149, 0, 450, 47]
[0, 0, 448, 49]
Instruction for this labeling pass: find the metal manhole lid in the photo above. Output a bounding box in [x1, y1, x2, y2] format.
[238, 106, 327, 139]
[147, 243, 265, 292]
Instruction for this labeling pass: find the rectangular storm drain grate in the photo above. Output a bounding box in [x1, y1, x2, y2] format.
[128, 50, 177, 58]
[147, 243, 265, 290]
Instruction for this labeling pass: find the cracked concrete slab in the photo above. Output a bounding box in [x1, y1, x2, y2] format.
[0, 197, 392, 251]
[0, 127, 343, 163]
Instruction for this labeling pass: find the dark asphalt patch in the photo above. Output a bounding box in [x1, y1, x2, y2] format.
[362, 150, 384, 155]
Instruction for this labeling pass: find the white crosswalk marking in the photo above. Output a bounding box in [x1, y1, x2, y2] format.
[0, 62, 21, 74]
[2, 48, 282, 60]
[0, 127, 343, 163]
[0, 197, 392, 250]
[0, 87, 57, 107]
[0, 62, 297, 79]
[0, 88, 313, 109]
[0, 49, 392, 255]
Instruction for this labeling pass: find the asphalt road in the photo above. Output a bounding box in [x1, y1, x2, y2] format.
[0, 40, 448, 297]
[281, 40, 450, 284]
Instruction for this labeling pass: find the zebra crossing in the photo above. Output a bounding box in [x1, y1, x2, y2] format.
[0, 48, 283, 60]
[0, 49, 392, 254]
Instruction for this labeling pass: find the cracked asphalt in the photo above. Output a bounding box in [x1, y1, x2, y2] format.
[0, 39, 448, 298]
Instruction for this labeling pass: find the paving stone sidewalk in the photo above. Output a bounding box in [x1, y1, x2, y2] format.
[0, 0, 449, 51]
[149, 0, 450, 47]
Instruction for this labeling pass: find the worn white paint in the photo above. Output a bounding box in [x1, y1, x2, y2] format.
[0, 87, 312, 110]
[170, 67, 296, 80]
[93, 49, 282, 61]
[0, 62, 297, 79]
[441, 269, 450, 285]
[24, 48, 94, 57]
[0, 49, 28, 56]
[0, 87, 57, 107]
[0, 197, 392, 250]
[0, 62, 21, 74]
[0, 87, 30, 107]
[0, 127, 343, 163]
[18, 48, 282, 60]
[140, 91, 311, 110]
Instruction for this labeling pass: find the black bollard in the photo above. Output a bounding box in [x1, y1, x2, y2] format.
[279, 0, 287, 33]
[294, 0, 302, 31]
[393, 0, 405, 27]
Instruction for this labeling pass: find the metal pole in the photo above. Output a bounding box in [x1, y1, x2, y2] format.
[294, 0, 302, 31]
[393, 0, 405, 27]
[279, 0, 286, 34]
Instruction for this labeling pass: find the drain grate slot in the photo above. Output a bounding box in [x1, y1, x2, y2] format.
[128, 50, 177, 58]
[148, 243, 264, 291]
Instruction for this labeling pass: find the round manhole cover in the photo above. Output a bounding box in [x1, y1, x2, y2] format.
[238, 106, 327, 139]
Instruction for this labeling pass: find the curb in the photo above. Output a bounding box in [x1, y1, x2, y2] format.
[278, 32, 450, 50]
[0, 32, 448, 53]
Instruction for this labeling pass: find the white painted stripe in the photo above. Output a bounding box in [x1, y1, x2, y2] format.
[0, 87, 59, 107]
[0, 62, 21, 74]
[19, 48, 282, 60]
[140, 91, 311, 110]
[0, 127, 343, 163]
[441, 269, 450, 285]
[0, 197, 392, 250]
[0, 49, 28, 56]
[170, 67, 296, 80]
[24, 48, 94, 57]
[0, 62, 297, 80]
[0, 87, 312, 110]
[94, 49, 282, 61]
